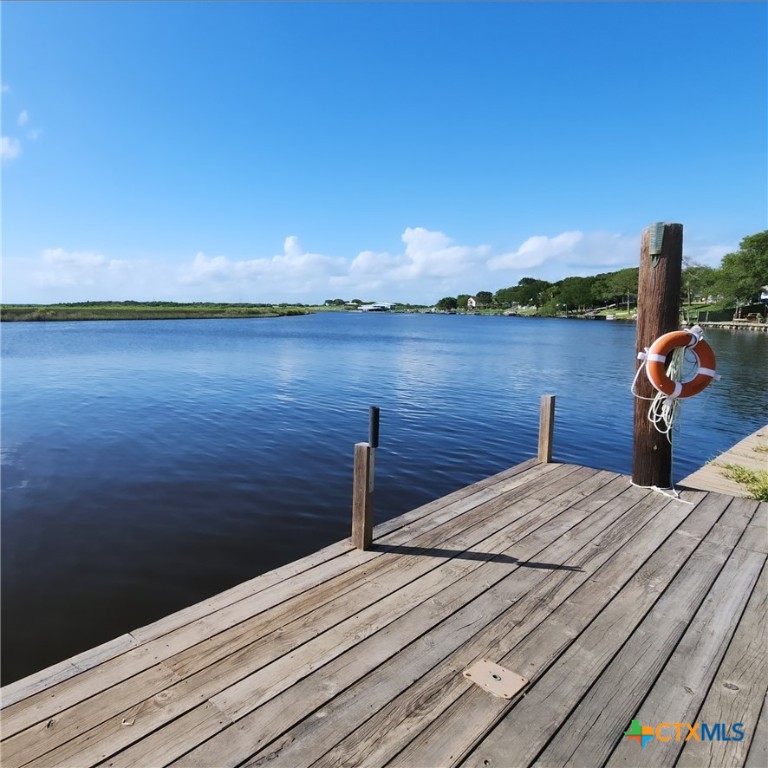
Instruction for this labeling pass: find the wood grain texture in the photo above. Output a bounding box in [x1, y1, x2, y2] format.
[632, 222, 683, 488]
[538, 545, 764, 768]
[403, 492, 733, 768]
[538, 394, 555, 463]
[352, 442, 373, 549]
[744, 693, 768, 768]
[461, 533, 750, 768]
[232, 480, 653, 768]
[676, 560, 768, 768]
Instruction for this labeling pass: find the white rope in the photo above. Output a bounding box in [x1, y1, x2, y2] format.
[632, 341, 702, 440]
[629, 479, 694, 503]
[646, 347, 685, 442]
[630, 358, 656, 401]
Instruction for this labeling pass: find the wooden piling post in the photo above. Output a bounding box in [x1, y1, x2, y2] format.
[538, 394, 556, 463]
[632, 222, 683, 488]
[368, 405, 379, 495]
[352, 442, 373, 549]
[369, 406, 380, 450]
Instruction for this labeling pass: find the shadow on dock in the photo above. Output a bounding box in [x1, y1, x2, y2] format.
[373, 543, 585, 571]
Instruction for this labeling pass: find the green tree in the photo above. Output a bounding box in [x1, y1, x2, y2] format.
[557, 276, 595, 311]
[514, 278, 552, 307]
[681, 262, 719, 305]
[606, 268, 639, 313]
[494, 287, 516, 308]
[590, 273, 615, 306]
[717, 231, 768, 304]
[475, 290, 494, 307]
[456, 293, 471, 311]
[436, 296, 458, 311]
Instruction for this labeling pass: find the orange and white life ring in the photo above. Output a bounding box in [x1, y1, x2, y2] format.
[645, 329, 717, 399]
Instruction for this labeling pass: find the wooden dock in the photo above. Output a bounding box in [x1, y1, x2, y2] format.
[680, 424, 768, 497]
[697, 321, 768, 333]
[1, 459, 766, 768]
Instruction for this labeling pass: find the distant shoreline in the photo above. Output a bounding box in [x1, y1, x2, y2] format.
[0, 303, 312, 322]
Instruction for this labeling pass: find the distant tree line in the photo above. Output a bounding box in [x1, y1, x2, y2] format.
[435, 230, 768, 315]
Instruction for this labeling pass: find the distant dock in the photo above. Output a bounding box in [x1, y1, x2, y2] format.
[695, 320, 768, 333]
[1, 454, 765, 767]
[680, 424, 768, 497]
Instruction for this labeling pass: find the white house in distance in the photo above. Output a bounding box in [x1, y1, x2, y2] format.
[467, 296, 478, 310]
[359, 302, 396, 312]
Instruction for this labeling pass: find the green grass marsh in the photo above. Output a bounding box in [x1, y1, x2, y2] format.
[0, 301, 311, 322]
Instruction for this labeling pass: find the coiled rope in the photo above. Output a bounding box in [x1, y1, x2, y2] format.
[631, 345, 688, 440]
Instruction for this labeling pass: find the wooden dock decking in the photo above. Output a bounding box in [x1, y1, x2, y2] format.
[680, 425, 768, 497]
[1, 459, 766, 768]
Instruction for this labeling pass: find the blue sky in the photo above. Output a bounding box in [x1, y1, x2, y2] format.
[2, 1, 766, 304]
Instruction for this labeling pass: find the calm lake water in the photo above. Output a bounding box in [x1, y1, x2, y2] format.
[2, 313, 766, 683]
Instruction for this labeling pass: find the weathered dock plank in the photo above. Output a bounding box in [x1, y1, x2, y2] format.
[676, 560, 768, 768]
[188, 478, 656, 768]
[745, 693, 768, 768]
[427, 495, 748, 768]
[1, 460, 765, 768]
[537, 532, 764, 767]
[389, 490, 727, 767]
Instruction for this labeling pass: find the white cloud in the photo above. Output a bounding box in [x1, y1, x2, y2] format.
[489, 230, 636, 274]
[42, 248, 110, 268]
[2, 248, 166, 302]
[34, 249, 127, 288]
[685, 243, 734, 268]
[399, 227, 491, 278]
[180, 236, 347, 291]
[18, 110, 29, 127]
[1, 136, 21, 161]
[273, 235, 347, 277]
[348, 249, 400, 276]
[1, 84, 9, 94]
[1, 226, 725, 305]
[347, 228, 490, 286]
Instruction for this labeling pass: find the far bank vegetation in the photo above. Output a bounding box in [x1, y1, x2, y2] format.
[436, 230, 768, 321]
[0, 302, 310, 322]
